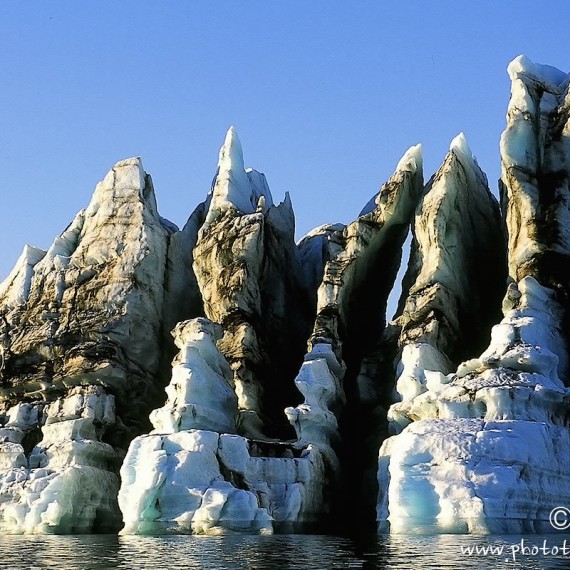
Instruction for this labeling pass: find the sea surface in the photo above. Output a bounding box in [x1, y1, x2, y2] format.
[2, 533, 570, 569]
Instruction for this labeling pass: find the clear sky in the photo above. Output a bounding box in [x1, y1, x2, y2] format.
[0, 2, 568, 311]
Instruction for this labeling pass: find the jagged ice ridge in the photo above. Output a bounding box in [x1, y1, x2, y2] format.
[0, 55, 569, 535]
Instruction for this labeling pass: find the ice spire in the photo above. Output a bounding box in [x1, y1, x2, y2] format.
[216, 126, 250, 197]
[396, 143, 423, 174]
[449, 132, 472, 160]
[359, 143, 423, 217]
[204, 127, 275, 225]
[448, 132, 488, 187]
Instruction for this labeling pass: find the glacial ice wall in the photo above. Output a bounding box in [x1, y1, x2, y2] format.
[117, 135, 423, 535]
[0, 55, 568, 536]
[377, 55, 570, 534]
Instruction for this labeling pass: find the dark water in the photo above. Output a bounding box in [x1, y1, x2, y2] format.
[2, 534, 570, 569]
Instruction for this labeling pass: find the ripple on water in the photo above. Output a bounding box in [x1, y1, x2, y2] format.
[2, 533, 570, 569]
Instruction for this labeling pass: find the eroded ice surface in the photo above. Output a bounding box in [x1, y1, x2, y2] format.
[119, 318, 336, 535]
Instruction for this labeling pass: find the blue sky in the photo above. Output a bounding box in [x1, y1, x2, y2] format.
[0, 2, 568, 310]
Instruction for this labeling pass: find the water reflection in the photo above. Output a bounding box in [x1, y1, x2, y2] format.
[117, 535, 362, 569]
[3, 533, 570, 569]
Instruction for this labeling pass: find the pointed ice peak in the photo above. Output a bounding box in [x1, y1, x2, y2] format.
[360, 144, 423, 217]
[0, 244, 46, 306]
[98, 156, 146, 197]
[246, 168, 274, 209]
[42, 210, 85, 262]
[449, 132, 474, 162]
[114, 156, 144, 169]
[256, 195, 267, 212]
[204, 127, 274, 225]
[448, 133, 488, 186]
[113, 156, 145, 187]
[218, 126, 246, 175]
[266, 188, 296, 238]
[396, 144, 423, 174]
[508, 55, 569, 92]
[90, 156, 159, 219]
